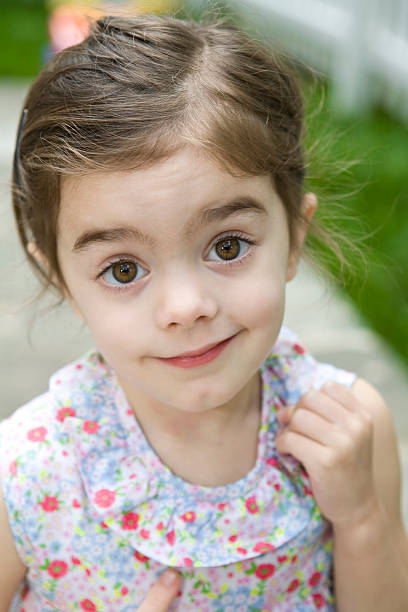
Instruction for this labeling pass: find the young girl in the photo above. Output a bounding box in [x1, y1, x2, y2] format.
[1, 13, 407, 612]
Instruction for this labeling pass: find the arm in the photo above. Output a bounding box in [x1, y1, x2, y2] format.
[0, 473, 27, 612]
[332, 379, 408, 612]
[275, 378, 408, 611]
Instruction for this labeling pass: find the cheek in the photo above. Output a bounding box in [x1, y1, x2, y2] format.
[225, 271, 286, 329]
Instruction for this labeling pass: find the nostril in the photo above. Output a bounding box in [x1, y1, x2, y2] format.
[155, 285, 218, 330]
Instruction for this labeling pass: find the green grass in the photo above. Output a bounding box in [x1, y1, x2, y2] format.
[303, 83, 408, 370]
[0, 0, 48, 77]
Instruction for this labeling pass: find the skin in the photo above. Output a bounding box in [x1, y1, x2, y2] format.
[1, 146, 407, 610]
[56, 146, 313, 486]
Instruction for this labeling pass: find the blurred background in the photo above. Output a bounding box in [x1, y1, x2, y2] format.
[0, 0, 408, 524]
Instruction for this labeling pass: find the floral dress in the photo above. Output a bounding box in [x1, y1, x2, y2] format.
[0, 327, 355, 611]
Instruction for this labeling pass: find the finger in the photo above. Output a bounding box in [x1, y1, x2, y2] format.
[284, 406, 340, 447]
[137, 570, 182, 612]
[321, 381, 366, 413]
[275, 428, 327, 468]
[296, 389, 350, 425]
[276, 404, 297, 425]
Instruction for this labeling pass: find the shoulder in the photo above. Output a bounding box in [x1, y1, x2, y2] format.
[0, 459, 26, 609]
[351, 378, 403, 525]
[0, 391, 56, 461]
[0, 352, 109, 574]
[0, 489, 26, 610]
[0, 391, 64, 569]
[263, 326, 356, 403]
[0, 350, 112, 475]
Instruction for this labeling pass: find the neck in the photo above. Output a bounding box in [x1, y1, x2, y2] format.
[119, 372, 262, 486]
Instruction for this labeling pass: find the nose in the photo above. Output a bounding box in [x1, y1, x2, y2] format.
[154, 268, 218, 330]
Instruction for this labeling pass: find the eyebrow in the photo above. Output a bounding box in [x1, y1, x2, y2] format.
[71, 196, 268, 253]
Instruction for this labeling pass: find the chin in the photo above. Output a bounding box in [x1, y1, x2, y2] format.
[175, 385, 239, 413]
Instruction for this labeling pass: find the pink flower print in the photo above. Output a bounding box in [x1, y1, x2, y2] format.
[80, 600, 96, 611]
[121, 512, 139, 530]
[274, 483, 281, 492]
[47, 560, 68, 579]
[82, 420, 100, 434]
[266, 457, 280, 468]
[121, 586, 129, 596]
[184, 557, 193, 566]
[237, 547, 247, 555]
[27, 427, 47, 443]
[287, 578, 300, 592]
[140, 529, 150, 539]
[303, 484, 313, 496]
[245, 495, 259, 514]
[180, 511, 196, 523]
[228, 535, 237, 542]
[94, 489, 116, 508]
[166, 530, 176, 546]
[218, 503, 227, 511]
[277, 555, 288, 564]
[156, 521, 164, 531]
[253, 541, 274, 554]
[134, 550, 149, 563]
[72, 499, 81, 508]
[76, 364, 83, 370]
[293, 343, 305, 355]
[56, 407, 76, 422]
[255, 563, 275, 580]
[309, 571, 322, 586]
[40, 495, 59, 512]
[71, 556, 81, 565]
[313, 593, 325, 609]
[9, 460, 17, 477]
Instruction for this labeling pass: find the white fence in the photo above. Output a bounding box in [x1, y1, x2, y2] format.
[192, 0, 408, 123]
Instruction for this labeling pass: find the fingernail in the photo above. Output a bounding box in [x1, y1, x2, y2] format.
[160, 569, 179, 587]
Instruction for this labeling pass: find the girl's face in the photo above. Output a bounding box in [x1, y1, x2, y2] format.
[57, 147, 311, 413]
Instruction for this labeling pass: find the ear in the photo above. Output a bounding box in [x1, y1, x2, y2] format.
[27, 241, 85, 322]
[286, 193, 317, 282]
[27, 241, 47, 268]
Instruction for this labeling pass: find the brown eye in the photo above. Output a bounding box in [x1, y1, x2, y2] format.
[215, 237, 241, 260]
[111, 261, 138, 284]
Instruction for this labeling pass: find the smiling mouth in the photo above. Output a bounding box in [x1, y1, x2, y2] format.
[156, 334, 238, 368]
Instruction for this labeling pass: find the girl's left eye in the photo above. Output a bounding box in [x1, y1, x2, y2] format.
[207, 236, 251, 262]
[99, 259, 148, 287]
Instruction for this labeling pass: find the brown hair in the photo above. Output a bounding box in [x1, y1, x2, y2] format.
[13, 13, 313, 298]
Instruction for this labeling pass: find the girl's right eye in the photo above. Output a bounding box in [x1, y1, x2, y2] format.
[99, 259, 148, 287]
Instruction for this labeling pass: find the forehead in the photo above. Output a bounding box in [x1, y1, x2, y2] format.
[58, 147, 282, 242]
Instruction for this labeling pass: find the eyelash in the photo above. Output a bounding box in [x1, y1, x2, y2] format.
[96, 231, 256, 291]
[206, 231, 256, 266]
[96, 257, 148, 292]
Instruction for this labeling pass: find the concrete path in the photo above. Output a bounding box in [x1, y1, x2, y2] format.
[1, 80, 408, 527]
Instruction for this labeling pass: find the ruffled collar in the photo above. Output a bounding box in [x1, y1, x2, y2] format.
[53, 337, 321, 568]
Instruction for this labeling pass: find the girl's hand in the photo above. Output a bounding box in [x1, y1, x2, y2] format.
[137, 570, 182, 611]
[275, 381, 377, 526]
